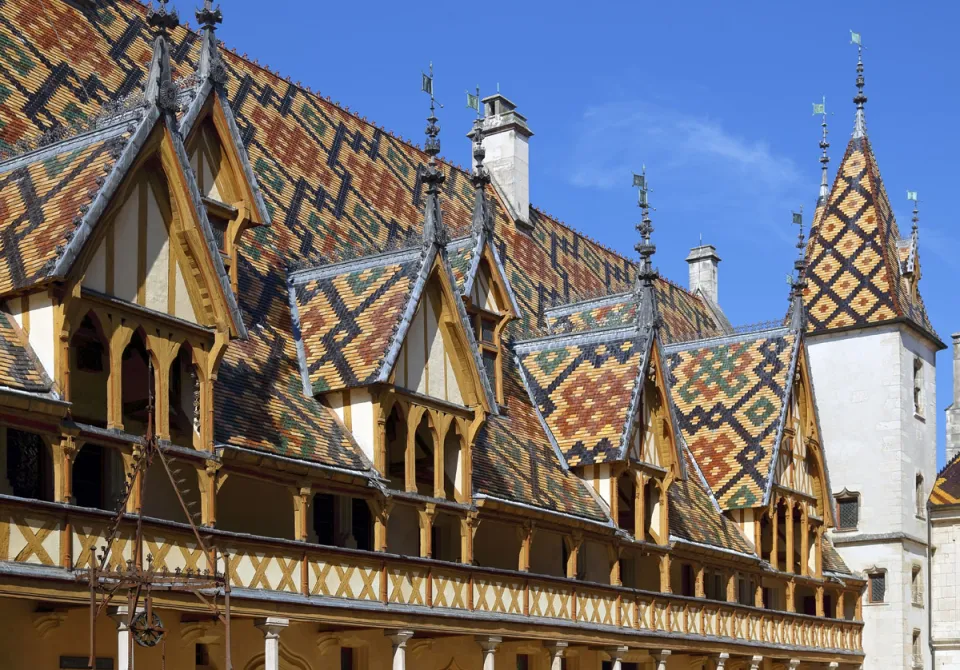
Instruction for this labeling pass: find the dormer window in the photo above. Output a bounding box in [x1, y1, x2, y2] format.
[467, 258, 511, 404]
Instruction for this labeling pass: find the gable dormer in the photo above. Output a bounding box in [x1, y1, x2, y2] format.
[289, 242, 493, 503]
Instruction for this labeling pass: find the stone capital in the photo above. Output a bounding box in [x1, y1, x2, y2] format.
[254, 616, 289, 639]
[605, 646, 630, 661]
[544, 642, 568, 658]
[388, 630, 415, 650]
[476, 635, 502, 653]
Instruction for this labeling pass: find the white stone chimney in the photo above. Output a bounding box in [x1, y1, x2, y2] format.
[947, 333, 960, 463]
[477, 94, 533, 229]
[685, 244, 721, 305]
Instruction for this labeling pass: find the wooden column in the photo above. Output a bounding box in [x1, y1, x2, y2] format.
[418, 504, 435, 558]
[635, 471, 646, 540]
[835, 591, 845, 620]
[108, 325, 134, 430]
[815, 585, 825, 617]
[771, 503, 780, 571]
[145, 336, 180, 442]
[292, 486, 312, 542]
[786, 500, 795, 574]
[800, 507, 810, 576]
[608, 543, 621, 586]
[695, 563, 706, 598]
[54, 435, 79, 504]
[659, 553, 671, 593]
[517, 522, 534, 572]
[404, 408, 419, 493]
[786, 578, 796, 613]
[198, 459, 222, 527]
[433, 413, 446, 499]
[726, 571, 738, 603]
[367, 498, 391, 552]
[460, 513, 477, 564]
[754, 581, 764, 608]
[659, 480, 669, 543]
[815, 525, 824, 578]
[564, 532, 582, 579]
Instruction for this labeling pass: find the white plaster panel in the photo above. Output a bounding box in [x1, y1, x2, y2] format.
[26, 292, 54, 379]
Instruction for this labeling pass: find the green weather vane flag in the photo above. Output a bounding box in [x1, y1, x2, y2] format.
[907, 190, 918, 201]
[850, 30, 862, 47]
[466, 87, 480, 115]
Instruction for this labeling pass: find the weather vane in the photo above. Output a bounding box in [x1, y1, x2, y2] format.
[421, 62, 443, 160]
[466, 86, 481, 119]
[633, 167, 658, 285]
[907, 190, 919, 235]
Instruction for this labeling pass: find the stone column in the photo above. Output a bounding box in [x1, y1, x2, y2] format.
[787, 660, 800, 670]
[544, 642, 568, 670]
[388, 630, 414, 670]
[606, 645, 629, 670]
[652, 649, 671, 670]
[749, 655, 763, 670]
[109, 606, 144, 670]
[715, 652, 729, 669]
[255, 617, 289, 670]
[476, 636, 501, 670]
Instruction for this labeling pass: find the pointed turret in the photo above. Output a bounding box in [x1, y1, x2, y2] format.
[196, 0, 227, 86]
[632, 169, 659, 331]
[802, 38, 938, 344]
[420, 64, 447, 247]
[144, 0, 179, 114]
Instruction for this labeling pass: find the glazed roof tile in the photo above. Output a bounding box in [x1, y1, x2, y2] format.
[666, 329, 798, 510]
[517, 331, 647, 467]
[821, 534, 853, 576]
[0, 123, 133, 294]
[930, 452, 960, 507]
[0, 306, 51, 394]
[804, 135, 938, 343]
[290, 248, 423, 394]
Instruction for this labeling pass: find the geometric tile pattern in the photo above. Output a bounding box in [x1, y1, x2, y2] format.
[294, 256, 420, 393]
[930, 452, 960, 507]
[804, 136, 936, 338]
[0, 127, 131, 294]
[669, 447, 756, 554]
[0, 308, 48, 392]
[666, 331, 796, 510]
[447, 237, 475, 292]
[546, 280, 723, 345]
[518, 335, 642, 467]
[472, 357, 608, 521]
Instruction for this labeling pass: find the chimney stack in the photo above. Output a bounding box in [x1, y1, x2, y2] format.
[474, 94, 533, 230]
[685, 244, 721, 305]
[948, 333, 960, 463]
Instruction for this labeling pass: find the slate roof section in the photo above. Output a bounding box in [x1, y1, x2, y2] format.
[669, 446, 756, 555]
[803, 135, 938, 344]
[821, 534, 853, 576]
[289, 248, 423, 394]
[517, 329, 647, 467]
[930, 452, 960, 507]
[0, 306, 52, 394]
[666, 328, 798, 510]
[0, 121, 134, 294]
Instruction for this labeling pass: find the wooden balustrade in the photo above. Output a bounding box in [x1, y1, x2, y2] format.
[0, 496, 862, 655]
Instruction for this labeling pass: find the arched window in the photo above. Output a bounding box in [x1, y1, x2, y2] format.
[916, 474, 925, 519]
[3, 428, 53, 501]
[442, 423, 463, 501]
[169, 343, 200, 447]
[121, 330, 151, 434]
[69, 312, 109, 427]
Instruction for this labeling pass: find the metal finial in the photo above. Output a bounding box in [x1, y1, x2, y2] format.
[196, 0, 222, 31]
[790, 207, 807, 294]
[421, 62, 442, 162]
[633, 167, 657, 286]
[907, 190, 919, 236]
[147, 0, 179, 37]
[851, 31, 867, 138]
[813, 96, 830, 203]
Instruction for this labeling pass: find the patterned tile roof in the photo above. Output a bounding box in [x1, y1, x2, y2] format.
[666, 329, 798, 510]
[0, 123, 132, 294]
[545, 280, 725, 344]
[804, 135, 938, 343]
[930, 452, 960, 507]
[473, 354, 608, 521]
[447, 236, 475, 293]
[820, 534, 853, 576]
[518, 332, 647, 467]
[290, 249, 423, 394]
[0, 0, 740, 514]
[0, 306, 51, 394]
[669, 446, 756, 555]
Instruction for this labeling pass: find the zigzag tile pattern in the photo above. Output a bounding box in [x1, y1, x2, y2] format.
[473, 357, 608, 520]
[0, 127, 130, 294]
[931, 453, 960, 507]
[669, 447, 755, 554]
[547, 280, 722, 344]
[0, 308, 48, 392]
[519, 336, 642, 467]
[804, 136, 935, 337]
[294, 257, 421, 393]
[666, 332, 795, 510]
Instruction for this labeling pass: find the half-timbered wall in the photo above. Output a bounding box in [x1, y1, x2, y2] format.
[394, 285, 464, 406]
[7, 292, 56, 378]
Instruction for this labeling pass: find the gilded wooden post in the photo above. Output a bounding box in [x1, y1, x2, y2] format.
[405, 407, 420, 493]
[659, 479, 669, 543]
[786, 578, 796, 613]
[635, 470, 645, 540]
[754, 582, 764, 608]
[460, 513, 477, 564]
[54, 435, 79, 504]
[815, 585, 825, 617]
[198, 459, 220, 527]
[800, 506, 810, 576]
[835, 590, 845, 619]
[418, 503, 436, 558]
[433, 411, 447, 499]
[726, 571, 738, 603]
[695, 563, 705, 598]
[608, 543, 622, 586]
[659, 553, 671, 593]
[815, 525, 824, 578]
[517, 521, 534, 572]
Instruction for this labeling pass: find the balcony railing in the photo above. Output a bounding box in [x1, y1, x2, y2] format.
[0, 495, 863, 656]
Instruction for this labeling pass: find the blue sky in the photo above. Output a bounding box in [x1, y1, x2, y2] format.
[189, 0, 957, 464]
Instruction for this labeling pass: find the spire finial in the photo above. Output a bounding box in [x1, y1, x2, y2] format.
[196, 0, 226, 85]
[907, 190, 919, 237]
[789, 207, 808, 329]
[468, 88, 493, 236]
[420, 63, 446, 247]
[813, 96, 830, 203]
[633, 167, 658, 286]
[144, 0, 180, 113]
[851, 31, 867, 138]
